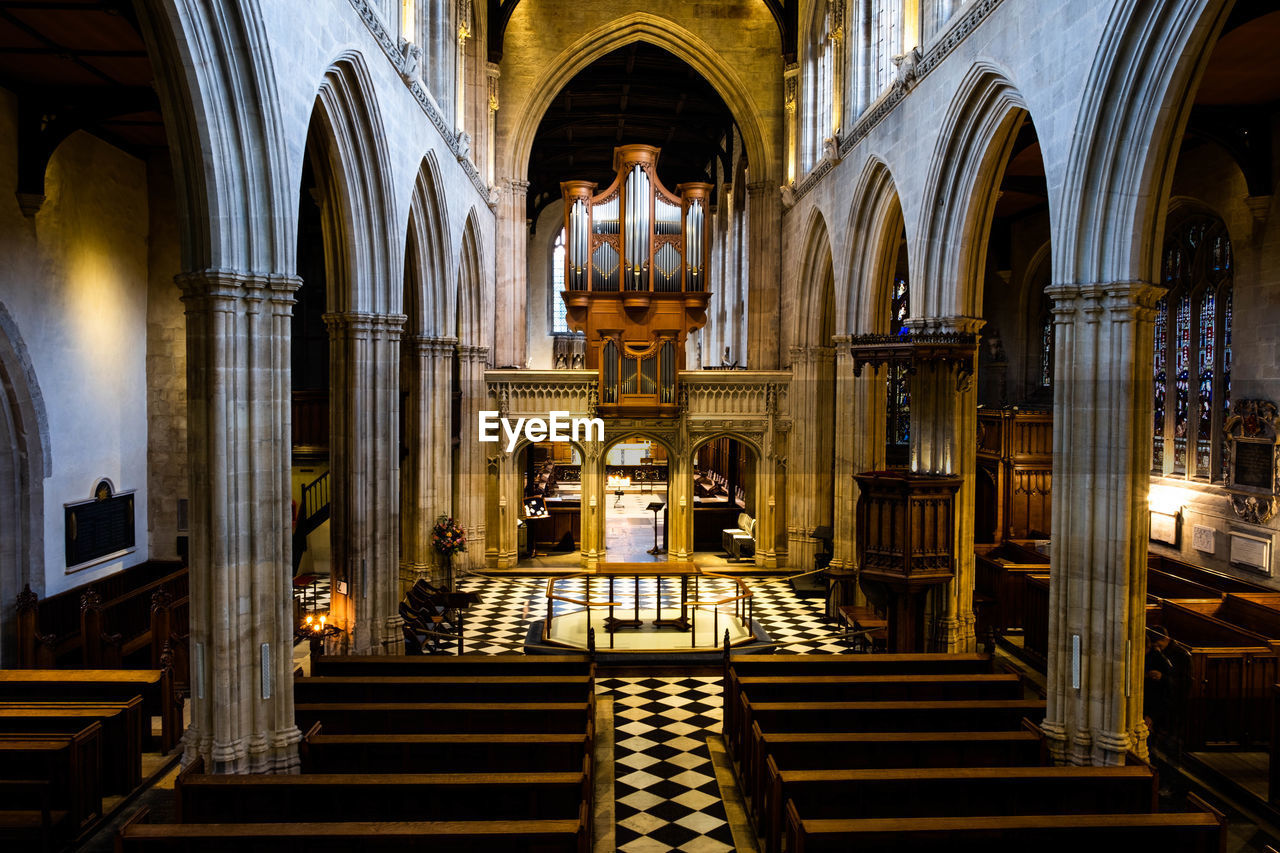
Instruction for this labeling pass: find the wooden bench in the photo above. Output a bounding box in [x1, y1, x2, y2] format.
[116, 806, 591, 853]
[294, 701, 594, 736]
[724, 654, 996, 753]
[0, 724, 103, 832]
[729, 673, 1025, 758]
[294, 675, 594, 704]
[15, 560, 184, 668]
[1151, 599, 1278, 747]
[765, 765, 1156, 853]
[1149, 554, 1273, 594]
[1022, 573, 1051, 668]
[1148, 569, 1225, 601]
[0, 779, 71, 853]
[747, 725, 1046, 831]
[309, 655, 594, 678]
[0, 698, 143, 793]
[975, 546, 1048, 634]
[300, 729, 593, 775]
[174, 768, 591, 824]
[0, 668, 180, 753]
[80, 568, 189, 671]
[783, 799, 1226, 853]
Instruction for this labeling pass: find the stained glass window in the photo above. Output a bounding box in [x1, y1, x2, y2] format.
[1154, 215, 1233, 481]
[551, 228, 568, 334]
[887, 276, 910, 459]
[1153, 297, 1167, 470]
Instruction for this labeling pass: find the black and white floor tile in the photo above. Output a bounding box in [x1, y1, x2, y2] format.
[450, 572, 843, 655]
[600, 675, 735, 853]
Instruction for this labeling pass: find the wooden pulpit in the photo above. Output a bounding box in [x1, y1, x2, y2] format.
[854, 470, 963, 652]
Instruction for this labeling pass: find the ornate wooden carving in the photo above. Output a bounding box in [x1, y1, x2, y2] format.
[848, 331, 978, 390]
[1225, 399, 1279, 524]
[976, 407, 1052, 542]
[855, 470, 962, 652]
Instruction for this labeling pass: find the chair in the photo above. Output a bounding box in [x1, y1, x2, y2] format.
[722, 512, 756, 561]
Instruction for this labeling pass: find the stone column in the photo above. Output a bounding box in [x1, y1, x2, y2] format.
[324, 312, 406, 654]
[1041, 281, 1159, 766]
[401, 335, 457, 590]
[667, 438, 692, 561]
[580, 443, 605, 569]
[907, 316, 982, 653]
[177, 270, 300, 774]
[747, 180, 782, 369]
[828, 338, 885, 611]
[786, 345, 835, 571]
[495, 179, 529, 367]
[454, 344, 489, 571]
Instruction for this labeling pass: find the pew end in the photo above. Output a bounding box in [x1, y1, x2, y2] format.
[114, 807, 151, 853]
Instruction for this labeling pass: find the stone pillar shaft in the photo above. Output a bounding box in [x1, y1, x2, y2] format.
[454, 345, 489, 571]
[747, 180, 781, 369]
[401, 335, 457, 589]
[324, 311, 405, 654]
[495, 179, 529, 367]
[786, 345, 835, 571]
[1042, 281, 1159, 766]
[177, 270, 300, 774]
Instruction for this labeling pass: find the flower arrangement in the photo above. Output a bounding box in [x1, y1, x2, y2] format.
[431, 515, 467, 557]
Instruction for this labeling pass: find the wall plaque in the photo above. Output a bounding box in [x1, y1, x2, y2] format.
[65, 480, 136, 570]
[1225, 400, 1280, 524]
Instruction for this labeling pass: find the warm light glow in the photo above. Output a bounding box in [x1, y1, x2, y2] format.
[401, 0, 415, 43]
[1149, 484, 1191, 515]
[606, 475, 632, 491]
[902, 0, 920, 53]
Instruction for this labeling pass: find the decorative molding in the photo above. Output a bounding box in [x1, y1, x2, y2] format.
[346, 0, 495, 209]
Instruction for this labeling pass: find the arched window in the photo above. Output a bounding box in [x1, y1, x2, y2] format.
[872, 0, 902, 95]
[1153, 215, 1233, 480]
[804, 4, 835, 172]
[886, 275, 910, 464]
[550, 227, 568, 334]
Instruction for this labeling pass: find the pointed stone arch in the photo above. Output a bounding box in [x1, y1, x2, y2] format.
[795, 208, 836, 349]
[843, 157, 907, 336]
[916, 62, 1030, 320]
[457, 209, 487, 348]
[0, 301, 49, 666]
[311, 51, 401, 315]
[405, 153, 455, 339]
[505, 12, 773, 183]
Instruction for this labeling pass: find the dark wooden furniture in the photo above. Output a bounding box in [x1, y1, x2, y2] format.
[854, 471, 964, 651]
[0, 698, 143, 793]
[975, 407, 1052, 543]
[0, 668, 180, 753]
[294, 675, 594, 704]
[310, 654, 593, 678]
[301, 730, 593, 775]
[294, 701, 594, 736]
[975, 542, 1049, 635]
[0, 724, 102, 832]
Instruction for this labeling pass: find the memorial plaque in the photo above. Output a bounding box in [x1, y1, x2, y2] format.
[1233, 439, 1275, 491]
[65, 482, 136, 569]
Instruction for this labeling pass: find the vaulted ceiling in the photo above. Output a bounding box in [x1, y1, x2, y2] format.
[525, 42, 738, 223]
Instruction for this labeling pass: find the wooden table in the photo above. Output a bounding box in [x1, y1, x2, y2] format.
[839, 606, 888, 651]
[595, 562, 701, 635]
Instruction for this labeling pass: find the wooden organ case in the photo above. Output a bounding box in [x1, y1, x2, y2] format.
[560, 145, 712, 417]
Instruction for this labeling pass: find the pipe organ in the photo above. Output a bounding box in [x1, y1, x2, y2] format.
[561, 145, 712, 417]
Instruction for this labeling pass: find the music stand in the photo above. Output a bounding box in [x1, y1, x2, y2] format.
[646, 500, 666, 555]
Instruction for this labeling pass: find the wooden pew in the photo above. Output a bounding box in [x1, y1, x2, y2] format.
[116, 806, 592, 853]
[1152, 600, 1278, 747]
[293, 701, 593, 736]
[975, 545, 1048, 634]
[729, 673, 1025, 758]
[0, 724, 103, 832]
[0, 780, 69, 853]
[765, 765, 1156, 853]
[309, 655, 594, 678]
[174, 768, 590, 825]
[0, 698, 144, 793]
[294, 675, 594, 704]
[1022, 573, 1051, 668]
[15, 560, 184, 668]
[0, 668, 180, 753]
[301, 729, 593, 775]
[748, 725, 1046, 831]
[81, 568, 188, 670]
[1149, 554, 1273, 594]
[1148, 569, 1225, 601]
[724, 653, 996, 754]
[783, 797, 1226, 853]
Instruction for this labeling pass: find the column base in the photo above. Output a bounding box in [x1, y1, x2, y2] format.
[930, 612, 977, 653]
[183, 725, 302, 774]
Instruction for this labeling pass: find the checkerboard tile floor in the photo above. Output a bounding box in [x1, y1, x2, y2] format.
[601, 675, 735, 853]
[450, 572, 845, 655]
